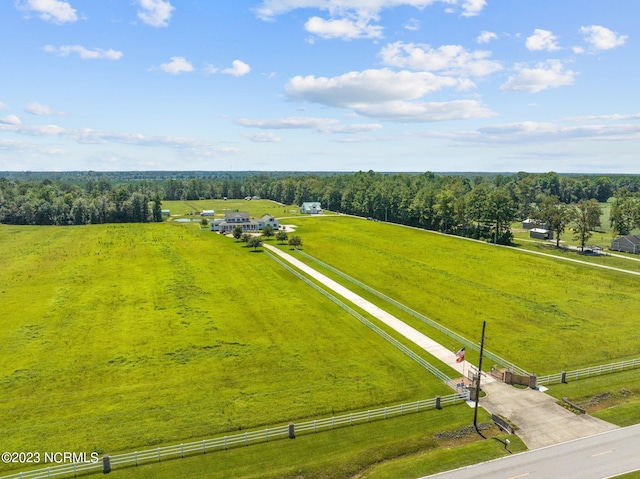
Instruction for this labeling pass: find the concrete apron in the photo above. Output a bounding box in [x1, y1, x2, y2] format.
[478, 380, 618, 449]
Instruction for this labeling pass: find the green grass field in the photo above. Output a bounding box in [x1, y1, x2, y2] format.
[161, 198, 300, 219]
[0, 223, 450, 474]
[278, 215, 640, 374]
[3, 212, 640, 478]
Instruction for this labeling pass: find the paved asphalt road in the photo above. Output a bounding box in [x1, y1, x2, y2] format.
[422, 424, 640, 479]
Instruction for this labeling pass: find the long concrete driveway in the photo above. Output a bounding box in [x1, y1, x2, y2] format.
[263, 244, 618, 449]
[264, 244, 468, 377]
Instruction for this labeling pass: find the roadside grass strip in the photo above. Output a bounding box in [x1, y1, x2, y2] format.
[263, 251, 454, 384]
[0, 393, 468, 479]
[293, 249, 530, 376]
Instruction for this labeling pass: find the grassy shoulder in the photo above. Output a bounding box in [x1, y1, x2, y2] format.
[546, 368, 640, 426]
[104, 406, 525, 479]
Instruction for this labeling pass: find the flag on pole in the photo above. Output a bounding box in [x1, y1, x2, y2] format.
[455, 347, 465, 363]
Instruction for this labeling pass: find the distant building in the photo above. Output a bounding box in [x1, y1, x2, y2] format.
[201, 210, 215, 216]
[610, 234, 640, 254]
[522, 219, 539, 229]
[530, 228, 553, 240]
[161, 209, 170, 216]
[301, 202, 323, 215]
[212, 212, 279, 233]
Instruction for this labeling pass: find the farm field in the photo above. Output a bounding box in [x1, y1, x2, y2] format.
[161, 198, 300, 219]
[278, 215, 640, 374]
[0, 223, 450, 473]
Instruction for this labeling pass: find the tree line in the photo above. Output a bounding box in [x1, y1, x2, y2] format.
[1, 172, 639, 246]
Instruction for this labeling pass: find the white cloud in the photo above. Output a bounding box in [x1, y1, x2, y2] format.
[158, 56, 194, 74]
[476, 30, 497, 44]
[0, 102, 7, 110]
[500, 60, 577, 93]
[0, 119, 234, 155]
[286, 69, 468, 107]
[222, 60, 251, 77]
[284, 69, 495, 122]
[18, 0, 78, 24]
[525, 29, 560, 51]
[243, 132, 282, 143]
[0, 115, 22, 126]
[305, 16, 383, 40]
[24, 103, 55, 115]
[475, 121, 640, 144]
[349, 100, 495, 122]
[379, 41, 502, 77]
[43, 44, 123, 60]
[579, 25, 627, 50]
[237, 116, 383, 133]
[136, 0, 175, 27]
[255, 1, 487, 39]
[460, 0, 485, 17]
[403, 18, 420, 31]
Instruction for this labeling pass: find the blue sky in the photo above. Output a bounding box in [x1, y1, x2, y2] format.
[0, 0, 638, 172]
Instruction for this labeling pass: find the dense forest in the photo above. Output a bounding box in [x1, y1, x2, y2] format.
[1, 171, 639, 245]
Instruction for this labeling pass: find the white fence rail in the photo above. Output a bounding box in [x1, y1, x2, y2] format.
[537, 358, 640, 386]
[0, 392, 468, 479]
[294, 250, 530, 376]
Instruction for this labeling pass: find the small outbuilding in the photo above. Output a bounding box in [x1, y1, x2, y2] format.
[530, 228, 553, 240]
[610, 234, 640, 254]
[201, 210, 215, 216]
[301, 202, 323, 215]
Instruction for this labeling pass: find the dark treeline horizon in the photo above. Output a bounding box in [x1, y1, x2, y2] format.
[1, 170, 639, 244]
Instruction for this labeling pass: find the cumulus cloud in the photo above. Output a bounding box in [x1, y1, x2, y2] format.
[579, 25, 628, 50]
[286, 69, 469, 107]
[43, 44, 123, 60]
[0, 115, 22, 126]
[17, 0, 78, 24]
[158, 56, 194, 74]
[222, 60, 251, 77]
[305, 16, 383, 40]
[476, 30, 497, 44]
[255, 1, 487, 40]
[500, 60, 577, 93]
[136, 0, 175, 27]
[284, 70, 495, 122]
[379, 41, 502, 77]
[525, 29, 560, 51]
[460, 0, 486, 17]
[24, 103, 56, 115]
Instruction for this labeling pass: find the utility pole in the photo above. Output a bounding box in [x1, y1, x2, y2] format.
[473, 320, 486, 434]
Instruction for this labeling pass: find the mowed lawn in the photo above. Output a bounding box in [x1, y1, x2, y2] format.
[0, 223, 449, 466]
[284, 216, 640, 374]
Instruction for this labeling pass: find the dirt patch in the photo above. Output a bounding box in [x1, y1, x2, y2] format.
[434, 422, 493, 442]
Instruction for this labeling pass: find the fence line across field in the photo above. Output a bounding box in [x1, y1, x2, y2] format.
[293, 249, 530, 376]
[537, 357, 640, 386]
[0, 392, 469, 479]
